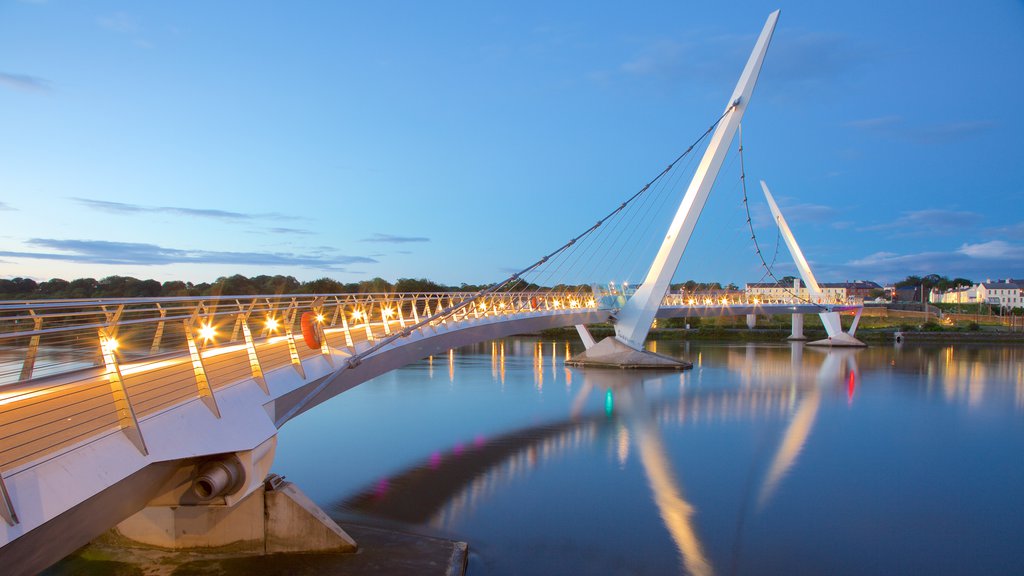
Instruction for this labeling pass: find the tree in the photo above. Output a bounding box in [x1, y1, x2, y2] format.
[394, 278, 450, 292]
[358, 277, 393, 293]
[38, 278, 70, 297]
[68, 278, 98, 298]
[251, 275, 300, 295]
[301, 277, 345, 294]
[209, 275, 257, 296]
[161, 281, 190, 297]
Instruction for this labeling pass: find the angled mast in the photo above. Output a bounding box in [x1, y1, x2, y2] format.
[613, 10, 780, 350]
[760, 180, 822, 299]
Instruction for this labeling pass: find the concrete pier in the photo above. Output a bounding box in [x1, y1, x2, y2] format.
[114, 475, 356, 554]
[566, 336, 692, 370]
[789, 313, 806, 340]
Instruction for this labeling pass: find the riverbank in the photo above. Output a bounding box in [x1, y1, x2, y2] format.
[44, 522, 468, 576]
[536, 325, 1024, 344]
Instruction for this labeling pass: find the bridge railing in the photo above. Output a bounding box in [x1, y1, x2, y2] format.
[661, 292, 859, 307]
[0, 290, 599, 386]
[0, 291, 595, 484]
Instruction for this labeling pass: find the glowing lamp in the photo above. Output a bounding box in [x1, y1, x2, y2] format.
[266, 318, 279, 331]
[199, 324, 216, 341]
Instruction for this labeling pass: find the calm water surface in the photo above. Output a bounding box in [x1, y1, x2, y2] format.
[274, 340, 1024, 575]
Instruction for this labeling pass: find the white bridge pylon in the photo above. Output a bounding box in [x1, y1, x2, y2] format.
[761, 180, 865, 347]
[613, 10, 780, 351]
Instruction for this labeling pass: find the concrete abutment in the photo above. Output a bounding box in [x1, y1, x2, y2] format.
[113, 475, 356, 554]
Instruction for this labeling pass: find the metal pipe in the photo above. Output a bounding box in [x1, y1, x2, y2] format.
[192, 457, 245, 501]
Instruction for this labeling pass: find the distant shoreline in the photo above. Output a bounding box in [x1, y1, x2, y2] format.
[534, 326, 1024, 344]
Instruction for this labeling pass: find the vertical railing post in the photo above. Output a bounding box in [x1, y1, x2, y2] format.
[183, 319, 222, 418]
[312, 300, 334, 367]
[98, 328, 148, 455]
[363, 301, 375, 342]
[0, 473, 18, 526]
[381, 301, 393, 336]
[411, 295, 421, 324]
[19, 310, 42, 382]
[262, 298, 279, 338]
[149, 304, 166, 354]
[240, 313, 269, 394]
[282, 302, 306, 379]
[330, 297, 342, 327]
[340, 306, 355, 351]
[397, 297, 407, 329]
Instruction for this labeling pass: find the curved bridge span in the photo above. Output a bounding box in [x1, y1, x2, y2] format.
[0, 289, 854, 573]
[0, 291, 606, 572]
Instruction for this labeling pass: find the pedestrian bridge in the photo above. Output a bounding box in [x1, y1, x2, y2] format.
[0, 290, 855, 572]
[0, 10, 871, 572]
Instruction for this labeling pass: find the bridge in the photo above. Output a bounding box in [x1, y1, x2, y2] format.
[0, 10, 865, 574]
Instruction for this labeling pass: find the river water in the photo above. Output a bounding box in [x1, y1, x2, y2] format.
[273, 339, 1024, 575]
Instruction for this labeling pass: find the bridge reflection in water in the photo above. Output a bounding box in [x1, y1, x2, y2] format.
[309, 339, 1024, 575]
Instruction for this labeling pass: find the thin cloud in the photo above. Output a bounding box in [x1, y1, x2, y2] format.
[267, 227, 313, 235]
[768, 31, 862, 86]
[74, 198, 304, 222]
[0, 202, 15, 211]
[847, 115, 993, 144]
[820, 240, 1024, 282]
[864, 209, 983, 237]
[986, 221, 1024, 240]
[609, 30, 861, 92]
[361, 233, 430, 243]
[956, 240, 1024, 260]
[0, 238, 377, 268]
[97, 12, 139, 34]
[0, 71, 51, 93]
[96, 12, 153, 49]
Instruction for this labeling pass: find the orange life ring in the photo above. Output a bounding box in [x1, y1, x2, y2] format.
[530, 297, 538, 309]
[300, 311, 321, 350]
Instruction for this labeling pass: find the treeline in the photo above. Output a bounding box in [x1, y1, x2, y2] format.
[894, 274, 974, 291]
[0, 274, 595, 300]
[0, 275, 479, 300]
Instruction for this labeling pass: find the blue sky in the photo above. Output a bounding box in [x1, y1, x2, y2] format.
[2, 1, 1023, 287]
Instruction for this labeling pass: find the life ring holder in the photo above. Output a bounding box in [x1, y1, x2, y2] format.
[300, 311, 321, 350]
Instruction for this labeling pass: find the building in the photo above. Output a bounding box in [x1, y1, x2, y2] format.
[932, 285, 978, 304]
[744, 279, 881, 304]
[977, 279, 1024, 309]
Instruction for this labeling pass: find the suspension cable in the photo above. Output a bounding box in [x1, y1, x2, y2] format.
[738, 124, 826, 310]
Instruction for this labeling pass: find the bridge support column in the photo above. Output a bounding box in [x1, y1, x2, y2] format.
[575, 324, 597, 350]
[789, 314, 806, 340]
[114, 476, 356, 554]
[746, 314, 757, 329]
[808, 311, 866, 347]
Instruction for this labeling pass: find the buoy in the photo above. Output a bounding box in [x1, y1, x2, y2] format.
[300, 311, 321, 349]
[530, 297, 538, 309]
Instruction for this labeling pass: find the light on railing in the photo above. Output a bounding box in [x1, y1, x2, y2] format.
[266, 317, 279, 331]
[382, 307, 394, 318]
[499, 302, 507, 310]
[199, 324, 216, 341]
[553, 300, 562, 308]
[352, 310, 364, 321]
[753, 297, 760, 305]
[720, 297, 728, 305]
[316, 314, 325, 323]
[688, 298, 696, 306]
[107, 338, 119, 351]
